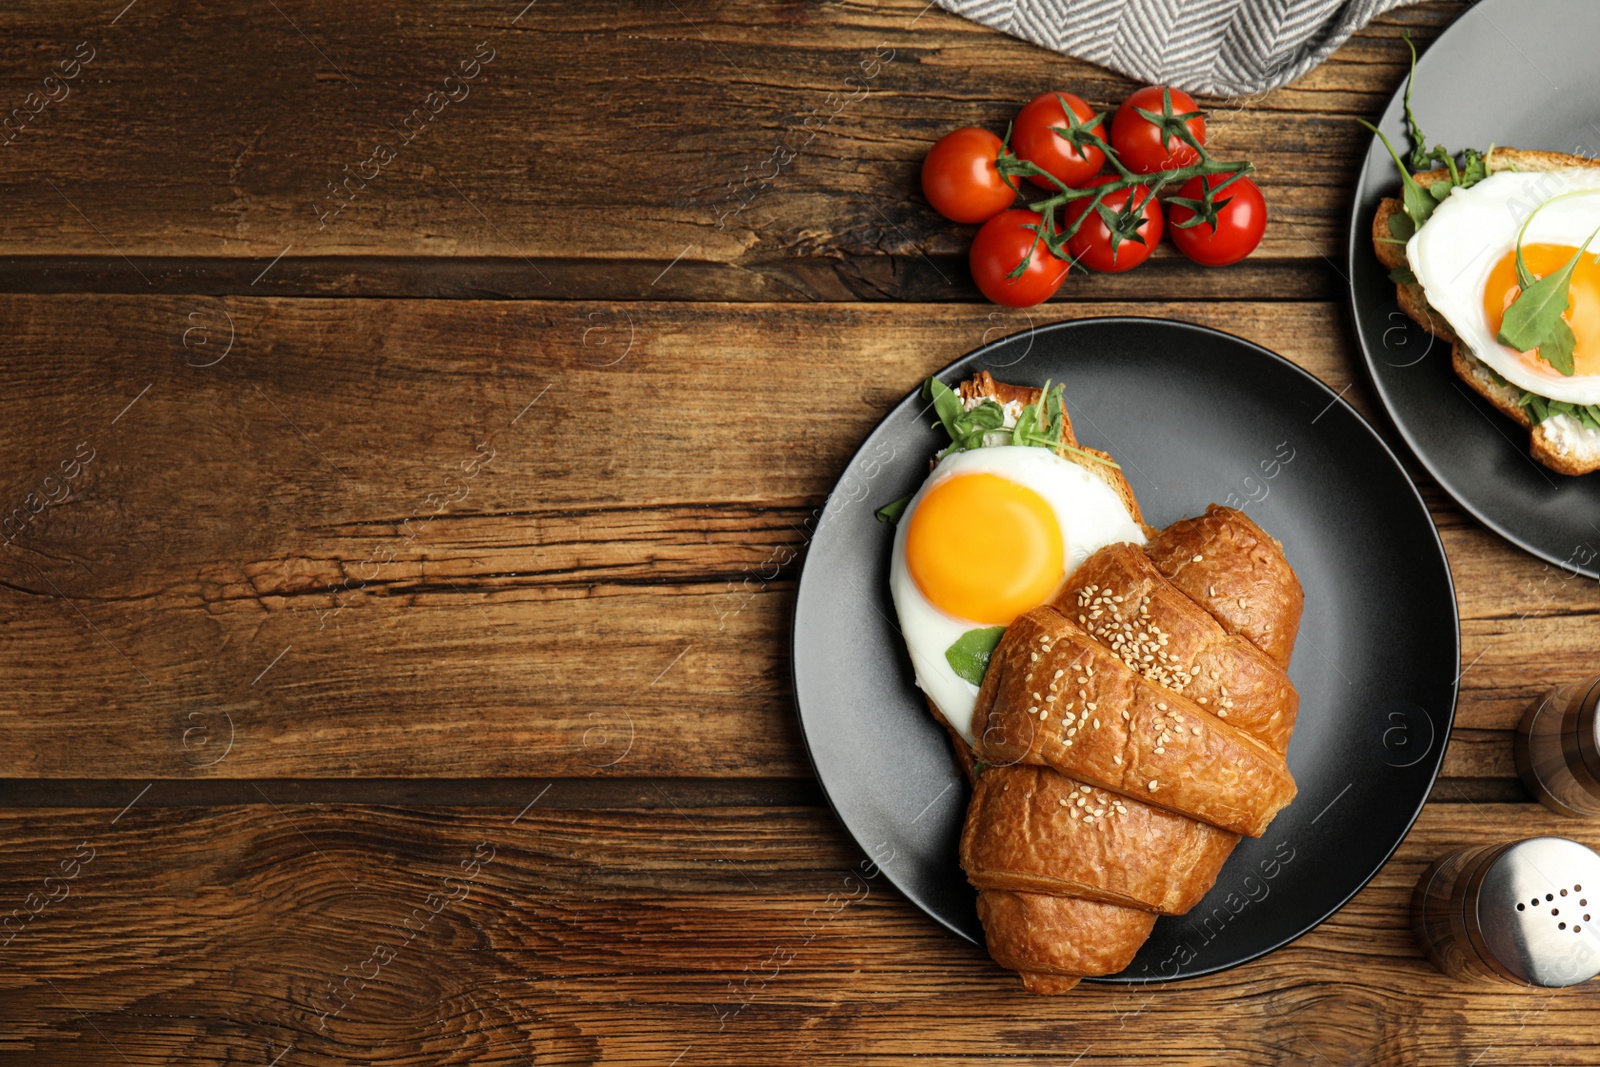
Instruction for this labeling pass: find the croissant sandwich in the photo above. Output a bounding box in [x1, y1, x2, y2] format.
[885, 372, 1304, 993]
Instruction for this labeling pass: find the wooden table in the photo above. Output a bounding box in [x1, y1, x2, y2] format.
[2, 1, 1596, 1063]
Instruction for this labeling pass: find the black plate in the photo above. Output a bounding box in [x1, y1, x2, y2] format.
[792, 317, 1459, 982]
[1348, 0, 1600, 577]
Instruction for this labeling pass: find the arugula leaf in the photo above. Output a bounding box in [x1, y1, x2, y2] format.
[924, 376, 968, 441]
[1539, 319, 1579, 377]
[1524, 391, 1550, 423]
[918, 377, 1120, 468]
[1389, 265, 1417, 285]
[874, 494, 911, 524]
[945, 626, 1006, 686]
[1400, 32, 1430, 172]
[1523, 394, 1600, 429]
[1482, 360, 1600, 428]
[1359, 119, 1438, 230]
[1496, 221, 1600, 376]
[1360, 34, 1488, 251]
[1514, 246, 1537, 291]
[923, 377, 1007, 456]
[1397, 32, 1490, 191]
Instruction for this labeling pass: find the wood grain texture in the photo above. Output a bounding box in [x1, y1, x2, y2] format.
[0, 0, 1467, 300]
[1, 801, 1596, 1066]
[0, 294, 1586, 782]
[4, 0, 1598, 1061]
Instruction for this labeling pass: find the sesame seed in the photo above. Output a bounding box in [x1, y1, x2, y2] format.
[1155, 746, 1165, 754]
[1147, 779, 1158, 791]
[1218, 709, 1228, 718]
[1031, 653, 1038, 661]
[1069, 808, 1079, 819]
[1093, 718, 1101, 728]
[1209, 585, 1217, 597]
[1192, 726, 1202, 735]
[1197, 697, 1208, 704]
[1237, 597, 1247, 608]
[1112, 754, 1122, 765]
[1040, 711, 1049, 721]
[1157, 703, 1167, 711]
[1058, 798, 1068, 806]
[1192, 554, 1203, 562]
[1079, 785, 1091, 794]
[1054, 669, 1065, 679]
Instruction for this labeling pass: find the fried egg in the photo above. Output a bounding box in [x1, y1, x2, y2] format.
[889, 445, 1144, 745]
[1410, 168, 1600, 404]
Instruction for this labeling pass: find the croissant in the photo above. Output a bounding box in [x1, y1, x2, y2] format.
[960, 505, 1304, 992]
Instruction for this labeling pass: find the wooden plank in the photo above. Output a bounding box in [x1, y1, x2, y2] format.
[0, 294, 1586, 781]
[0, 800, 1595, 1065]
[0, 1, 1466, 300]
[0, 254, 1346, 303]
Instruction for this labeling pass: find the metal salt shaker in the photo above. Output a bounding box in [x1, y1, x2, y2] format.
[1515, 676, 1600, 817]
[1412, 837, 1600, 986]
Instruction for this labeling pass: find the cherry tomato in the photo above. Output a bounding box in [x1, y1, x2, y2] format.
[969, 209, 1069, 307]
[1111, 85, 1206, 174]
[921, 127, 1015, 224]
[1168, 174, 1267, 267]
[1011, 91, 1106, 190]
[1064, 177, 1163, 273]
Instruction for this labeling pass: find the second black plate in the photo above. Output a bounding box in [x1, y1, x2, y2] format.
[1348, 0, 1600, 577]
[792, 317, 1459, 981]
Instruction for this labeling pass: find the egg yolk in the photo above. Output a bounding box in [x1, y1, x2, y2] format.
[905, 472, 1065, 626]
[1483, 242, 1600, 377]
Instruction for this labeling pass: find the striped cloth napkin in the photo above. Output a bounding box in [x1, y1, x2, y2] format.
[936, 0, 1417, 96]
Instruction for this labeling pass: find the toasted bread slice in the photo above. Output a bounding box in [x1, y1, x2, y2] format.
[1374, 146, 1600, 474]
[1397, 281, 1457, 344]
[956, 370, 1145, 525]
[1451, 344, 1600, 475]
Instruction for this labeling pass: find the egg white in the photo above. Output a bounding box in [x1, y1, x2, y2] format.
[888, 445, 1145, 746]
[1409, 168, 1600, 405]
